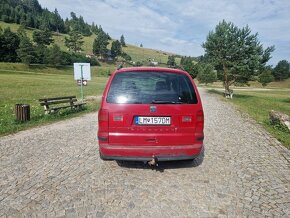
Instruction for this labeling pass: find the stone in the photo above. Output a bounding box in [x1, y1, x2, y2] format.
[269, 110, 290, 131]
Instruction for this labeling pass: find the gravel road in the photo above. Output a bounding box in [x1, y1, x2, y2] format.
[0, 88, 289, 217]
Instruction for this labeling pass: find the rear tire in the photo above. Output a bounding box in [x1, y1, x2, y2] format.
[189, 148, 205, 167]
[99, 151, 107, 160]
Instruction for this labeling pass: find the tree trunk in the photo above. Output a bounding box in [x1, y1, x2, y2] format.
[222, 63, 233, 99]
[222, 63, 230, 92]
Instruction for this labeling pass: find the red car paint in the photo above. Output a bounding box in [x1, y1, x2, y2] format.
[98, 67, 204, 162]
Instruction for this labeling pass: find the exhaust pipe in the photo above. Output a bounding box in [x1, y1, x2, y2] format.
[148, 156, 158, 166]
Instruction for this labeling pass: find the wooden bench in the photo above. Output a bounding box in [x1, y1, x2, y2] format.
[39, 96, 86, 114]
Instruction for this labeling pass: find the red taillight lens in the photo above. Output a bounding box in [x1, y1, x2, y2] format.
[196, 110, 204, 122]
[196, 110, 204, 132]
[98, 109, 108, 127]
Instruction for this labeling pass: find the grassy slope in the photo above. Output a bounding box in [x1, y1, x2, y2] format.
[0, 21, 183, 135]
[208, 89, 290, 149]
[251, 79, 290, 89]
[0, 63, 109, 135]
[0, 21, 180, 65]
[200, 78, 290, 89]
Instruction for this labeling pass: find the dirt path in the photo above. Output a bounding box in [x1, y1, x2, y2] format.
[0, 88, 289, 217]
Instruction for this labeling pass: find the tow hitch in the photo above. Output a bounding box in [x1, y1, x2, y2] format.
[147, 156, 158, 166]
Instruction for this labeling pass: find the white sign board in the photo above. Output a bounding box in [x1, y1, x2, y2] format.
[74, 63, 91, 80]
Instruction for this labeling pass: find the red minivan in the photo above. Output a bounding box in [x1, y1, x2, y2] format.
[98, 67, 204, 165]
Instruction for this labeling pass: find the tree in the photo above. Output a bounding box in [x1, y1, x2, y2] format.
[92, 32, 109, 59]
[32, 29, 54, 64]
[0, 27, 20, 62]
[17, 35, 35, 65]
[273, 60, 289, 81]
[22, 0, 42, 12]
[67, 12, 92, 36]
[32, 29, 54, 46]
[188, 64, 200, 79]
[46, 44, 63, 66]
[53, 9, 65, 33]
[111, 40, 122, 59]
[180, 56, 199, 78]
[258, 70, 274, 87]
[167, 55, 176, 67]
[120, 34, 126, 47]
[65, 30, 84, 53]
[121, 52, 132, 61]
[202, 20, 274, 94]
[197, 64, 217, 85]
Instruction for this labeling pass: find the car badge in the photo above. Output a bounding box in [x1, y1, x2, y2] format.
[150, 105, 157, 113]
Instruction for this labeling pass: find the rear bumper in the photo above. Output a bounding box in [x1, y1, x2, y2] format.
[99, 144, 204, 161]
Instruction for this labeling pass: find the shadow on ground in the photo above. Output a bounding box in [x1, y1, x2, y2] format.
[115, 158, 204, 173]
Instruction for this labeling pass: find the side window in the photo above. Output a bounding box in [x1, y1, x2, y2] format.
[179, 76, 196, 103]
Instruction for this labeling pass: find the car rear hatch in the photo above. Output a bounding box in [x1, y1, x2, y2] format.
[105, 70, 203, 147]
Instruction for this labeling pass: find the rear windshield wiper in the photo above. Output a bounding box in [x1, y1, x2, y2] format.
[151, 100, 183, 104]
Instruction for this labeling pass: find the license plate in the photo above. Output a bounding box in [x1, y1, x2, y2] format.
[135, 116, 171, 125]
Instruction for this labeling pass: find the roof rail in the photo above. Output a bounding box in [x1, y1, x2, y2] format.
[176, 66, 185, 71]
[169, 65, 185, 70]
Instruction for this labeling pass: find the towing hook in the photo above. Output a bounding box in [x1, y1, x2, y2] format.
[148, 156, 158, 166]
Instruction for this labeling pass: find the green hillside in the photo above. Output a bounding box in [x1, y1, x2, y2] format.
[0, 21, 180, 65]
[0, 62, 110, 135]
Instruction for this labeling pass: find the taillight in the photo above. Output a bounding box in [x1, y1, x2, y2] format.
[98, 109, 108, 127]
[98, 109, 109, 142]
[196, 110, 204, 132]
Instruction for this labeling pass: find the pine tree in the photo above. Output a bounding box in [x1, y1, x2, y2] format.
[0, 27, 20, 62]
[258, 70, 274, 86]
[91, 22, 97, 33]
[17, 35, 35, 65]
[33, 29, 54, 46]
[202, 20, 274, 94]
[46, 44, 63, 66]
[93, 32, 109, 59]
[111, 40, 122, 59]
[167, 55, 176, 67]
[52, 9, 65, 33]
[197, 64, 217, 85]
[273, 60, 289, 81]
[120, 34, 126, 47]
[65, 30, 84, 53]
[22, 0, 42, 13]
[180, 56, 199, 78]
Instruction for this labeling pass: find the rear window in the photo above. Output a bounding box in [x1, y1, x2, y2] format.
[107, 71, 198, 104]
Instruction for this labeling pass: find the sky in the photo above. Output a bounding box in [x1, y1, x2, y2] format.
[37, 0, 290, 65]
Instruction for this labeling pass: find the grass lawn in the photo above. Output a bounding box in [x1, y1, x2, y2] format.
[0, 63, 109, 135]
[208, 89, 290, 149]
